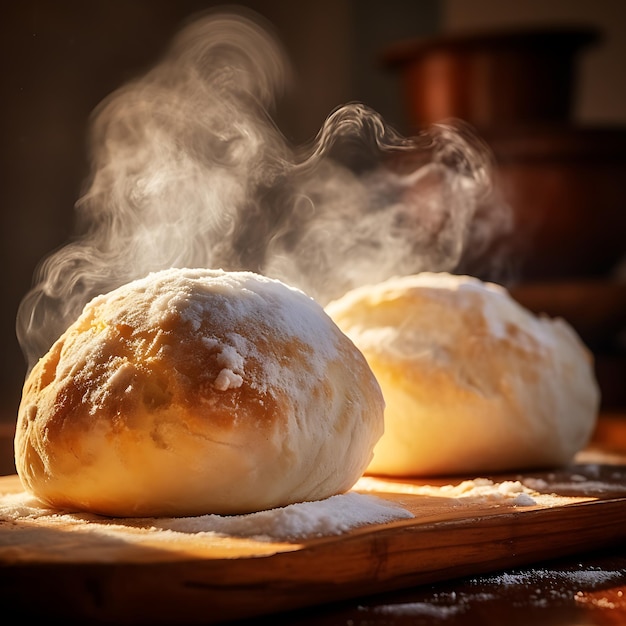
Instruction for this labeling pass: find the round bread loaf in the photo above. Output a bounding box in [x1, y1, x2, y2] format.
[15, 268, 384, 516]
[325, 272, 600, 476]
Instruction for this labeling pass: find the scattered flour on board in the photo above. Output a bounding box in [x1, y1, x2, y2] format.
[150, 492, 414, 539]
[0, 475, 560, 543]
[0, 491, 413, 542]
[2, 465, 621, 543]
[522, 464, 626, 495]
[355, 476, 541, 506]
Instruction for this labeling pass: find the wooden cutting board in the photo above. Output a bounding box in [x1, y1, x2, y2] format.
[1, 456, 625, 625]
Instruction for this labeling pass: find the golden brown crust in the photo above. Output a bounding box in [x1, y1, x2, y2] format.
[326, 272, 600, 476]
[15, 268, 384, 516]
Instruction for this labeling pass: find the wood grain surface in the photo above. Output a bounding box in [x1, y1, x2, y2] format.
[1, 461, 625, 625]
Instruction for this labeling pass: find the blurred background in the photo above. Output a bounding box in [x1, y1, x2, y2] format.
[1, 0, 625, 452]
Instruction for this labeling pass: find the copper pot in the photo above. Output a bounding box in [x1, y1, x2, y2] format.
[384, 26, 600, 129]
[486, 124, 626, 280]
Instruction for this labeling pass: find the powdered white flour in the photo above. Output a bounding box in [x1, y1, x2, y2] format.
[0, 490, 413, 542]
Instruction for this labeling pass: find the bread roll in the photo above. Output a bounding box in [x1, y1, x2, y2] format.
[325, 272, 600, 476]
[15, 268, 384, 516]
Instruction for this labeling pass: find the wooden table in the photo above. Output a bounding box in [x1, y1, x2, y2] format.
[1, 415, 625, 625]
[256, 548, 626, 626]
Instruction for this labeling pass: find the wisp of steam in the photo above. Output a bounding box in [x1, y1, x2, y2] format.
[17, 9, 512, 373]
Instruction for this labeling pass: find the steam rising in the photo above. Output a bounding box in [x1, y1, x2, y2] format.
[17, 10, 512, 371]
